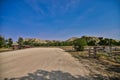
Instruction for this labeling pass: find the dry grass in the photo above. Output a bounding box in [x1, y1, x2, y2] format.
[0, 48, 12, 53]
[60, 46, 120, 79]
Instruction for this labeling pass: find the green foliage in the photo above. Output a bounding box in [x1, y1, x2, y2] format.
[1, 35, 120, 48]
[81, 36, 99, 46]
[111, 40, 120, 46]
[98, 38, 110, 46]
[118, 41, 120, 46]
[33, 43, 41, 47]
[0, 36, 5, 48]
[73, 38, 87, 51]
[23, 41, 30, 45]
[18, 37, 23, 48]
[87, 40, 96, 46]
[96, 53, 109, 58]
[0, 37, 13, 48]
[8, 38, 13, 47]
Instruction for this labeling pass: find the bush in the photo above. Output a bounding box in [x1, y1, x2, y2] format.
[73, 38, 87, 51]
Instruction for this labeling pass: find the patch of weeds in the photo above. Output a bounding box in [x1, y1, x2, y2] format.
[97, 52, 109, 59]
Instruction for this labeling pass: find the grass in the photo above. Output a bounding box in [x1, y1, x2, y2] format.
[0, 48, 13, 53]
[60, 46, 120, 79]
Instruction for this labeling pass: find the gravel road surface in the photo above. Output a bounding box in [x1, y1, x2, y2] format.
[0, 48, 91, 80]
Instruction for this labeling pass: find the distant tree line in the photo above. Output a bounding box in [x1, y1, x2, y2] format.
[0, 35, 120, 51]
[73, 36, 120, 51]
[23, 40, 73, 47]
[0, 35, 13, 48]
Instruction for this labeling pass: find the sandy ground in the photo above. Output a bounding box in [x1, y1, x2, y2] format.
[0, 48, 91, 80]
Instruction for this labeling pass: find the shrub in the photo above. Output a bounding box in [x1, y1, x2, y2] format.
[73, 38, 87, 51]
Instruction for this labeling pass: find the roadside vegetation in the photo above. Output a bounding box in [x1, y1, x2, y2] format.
[0, 35, 120, 49]
[60, 46, 120, 79]
[0, 35, 120, 52]
[1, 35, 120, 79]
[0, 36, 13, 52]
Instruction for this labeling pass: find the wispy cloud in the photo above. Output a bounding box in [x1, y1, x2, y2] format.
[66, 6, 95, 26]
[77, 7, 95, 21]
[23, 0, 45, 16]
[23, 0, 81, 18]
[63, 0, 80, 13]
[51, 0, 81, 15]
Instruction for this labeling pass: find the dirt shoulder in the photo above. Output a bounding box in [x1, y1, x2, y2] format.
[61, 46, 120, 80]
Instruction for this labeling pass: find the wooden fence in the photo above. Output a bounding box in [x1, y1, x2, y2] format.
[88, 46, 120, 58]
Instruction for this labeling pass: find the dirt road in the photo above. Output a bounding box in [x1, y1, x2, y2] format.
[0, 48, 91, 80]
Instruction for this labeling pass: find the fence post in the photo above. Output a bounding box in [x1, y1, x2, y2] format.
[88, 48, 91, 58]
[94, 47, 97, 58]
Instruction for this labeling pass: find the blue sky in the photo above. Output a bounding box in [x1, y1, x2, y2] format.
[0, 0, 120, 41]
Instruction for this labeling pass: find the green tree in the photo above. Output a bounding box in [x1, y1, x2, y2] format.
[0, 36, 5, 48]
[18, 37, 23, 48]
[118, 41, 120, 46]
[8, 38, 13, 47]
[88, 40, 96, 46]
[4, 39, 9, 48]
[73, 38, 87, 51]
[110, 39, 120, 46]
[98, 38, 109, 46]
[23, 41, 30, 45]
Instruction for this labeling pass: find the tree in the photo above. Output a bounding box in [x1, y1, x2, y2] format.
[98, 38, 109, 46]
[0, 36, 5, 48]
[118, 41, 120, 46]
[4, 39, 9, 48]
[73, 38, 87, 51]
[8, 38, 13, 47]
[110, 39, 120, 46]
[88, 40, 96, 46]
[23, 41, 30, 45]
[18, 37, 23, 48]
